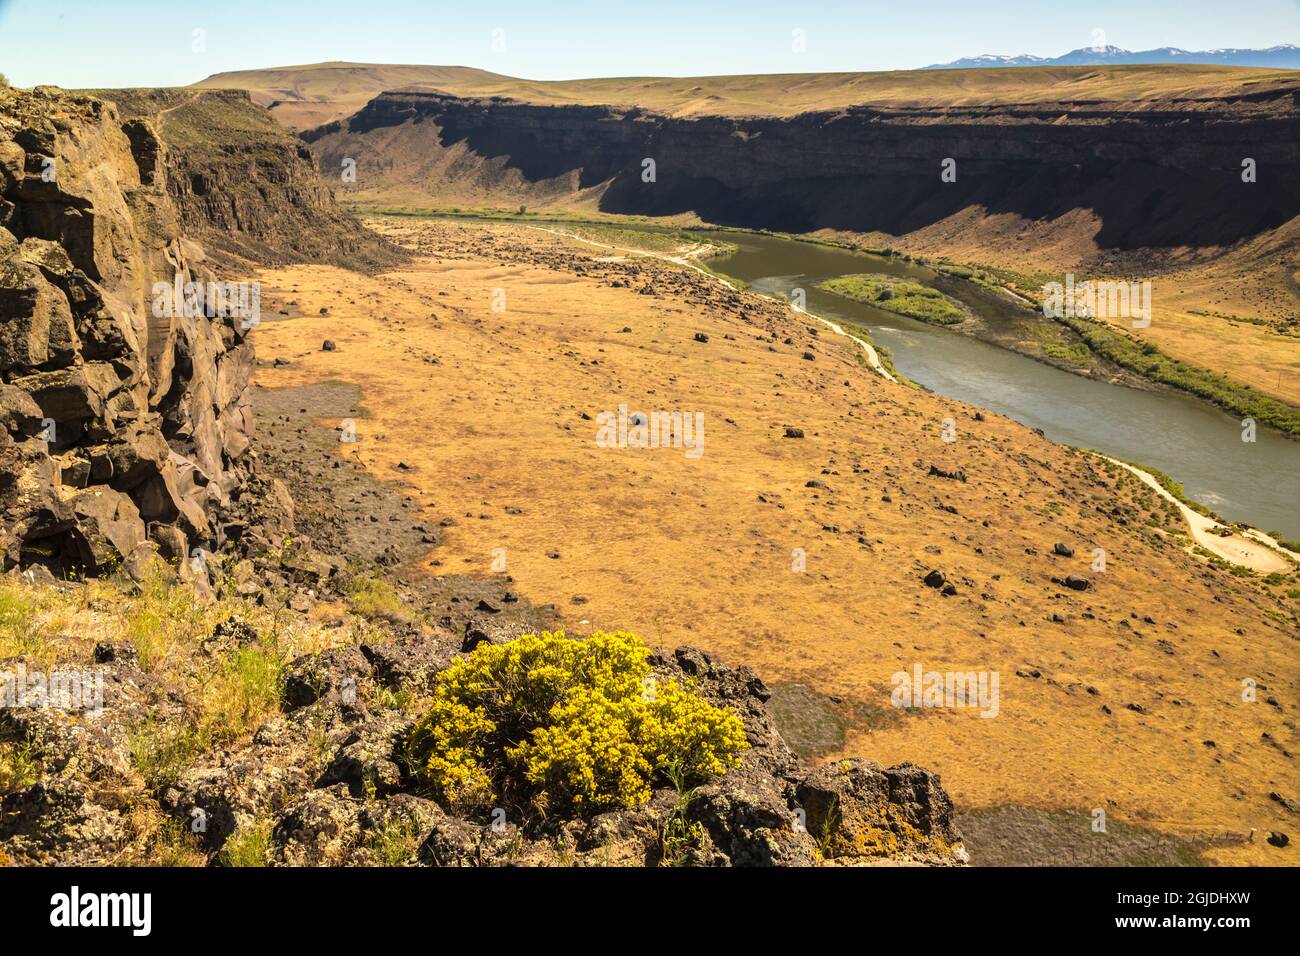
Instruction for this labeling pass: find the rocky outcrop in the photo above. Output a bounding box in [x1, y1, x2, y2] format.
[0, 86, 257, 578]
[0, 629, 965, 867]
[95, 89, 404, 272]
[307, 86, 1300, 249]
[0, 83, 404, 579]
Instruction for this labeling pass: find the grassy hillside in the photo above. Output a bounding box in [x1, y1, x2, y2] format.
[192, 62, 511, 130]
[86, 87, 299, 147]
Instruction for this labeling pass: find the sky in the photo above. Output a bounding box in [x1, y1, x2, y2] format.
[1, 0, 1297, 88]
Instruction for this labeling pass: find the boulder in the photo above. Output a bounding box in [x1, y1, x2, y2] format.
[0, 778, 126, 866]
[0, 384, 45, 438]
[66, 485, 147, 573]
[794, 759, 966, 864]
[282, 645, 372, 709]
[360, 631, 461, 694]
[417, 813, 492, 867]
[687, 770, 819, 866]
[320, 712, 415, 799]
[0, 256, 78, 370]
[272, 783, 364, 866]
[7, 363, 122, 430]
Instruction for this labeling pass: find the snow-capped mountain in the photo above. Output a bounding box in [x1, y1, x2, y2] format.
[924, 44, 1300, 70]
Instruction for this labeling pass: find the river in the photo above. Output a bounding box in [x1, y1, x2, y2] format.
[700, 230, 1300, 541]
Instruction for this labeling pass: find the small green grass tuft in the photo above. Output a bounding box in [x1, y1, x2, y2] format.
[365, 812, 424, 866]
[218, 820, 273, 867]
[0, 734, 42, 794]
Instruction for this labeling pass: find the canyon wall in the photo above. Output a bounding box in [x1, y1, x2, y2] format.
[101, 88, 403, 270]
[0, 86, 393, 579]
[307, 86, 1300, 249]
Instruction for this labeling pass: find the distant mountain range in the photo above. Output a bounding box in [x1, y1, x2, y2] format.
[924, 44, 1300, 70]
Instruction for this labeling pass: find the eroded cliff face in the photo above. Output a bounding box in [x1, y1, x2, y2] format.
[100, 88, 404, 271]
[307, 87, 1300, 249]
[0, 86, 256, 578]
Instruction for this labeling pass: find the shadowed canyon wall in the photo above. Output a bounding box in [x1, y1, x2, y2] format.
[307, 87, 1300, 249]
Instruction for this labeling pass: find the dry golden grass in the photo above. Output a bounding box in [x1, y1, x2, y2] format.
[0, 565, 357, 752]
[249, 217, 1299, 865]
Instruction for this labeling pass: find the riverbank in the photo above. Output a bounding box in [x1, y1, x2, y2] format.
[1099, 457, 1296, 574]
[518, 224, 901, 384]
[441, 212, 1297, 544]
[368, 209, 1300, 442]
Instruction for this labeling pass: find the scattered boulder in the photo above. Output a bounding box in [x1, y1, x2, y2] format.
[927, 463, 967, 482]
[320, 712, 414, 798]
[360, 631, 460, 693]
[282, 645, 371, 708]
[272, 783, 364, 866]
[688, 771, 819, 866]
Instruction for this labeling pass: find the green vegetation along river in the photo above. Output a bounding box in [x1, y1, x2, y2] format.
[700, 230, 1300, 542]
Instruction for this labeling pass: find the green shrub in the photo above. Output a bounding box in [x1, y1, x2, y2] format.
[404, 630, 748, 816]
[1056, 314, 1300, 438]
[1271, 534, 1300, 554]
[1042, 340, 1091, 368]
[348, 574, 413, 624]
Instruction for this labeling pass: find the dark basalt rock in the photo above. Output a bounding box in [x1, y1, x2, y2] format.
[0, 87, 256, 579]
[0, 628, 968, 867]
[796, 760, 966, 864]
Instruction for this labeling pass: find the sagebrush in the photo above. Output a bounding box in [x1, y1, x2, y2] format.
[404, 630, 748, 816]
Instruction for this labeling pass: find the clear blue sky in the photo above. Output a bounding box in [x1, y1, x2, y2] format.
[2, 0, 1297, 88]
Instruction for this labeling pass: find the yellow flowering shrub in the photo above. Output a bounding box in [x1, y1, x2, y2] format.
[404, 630, 749, 814]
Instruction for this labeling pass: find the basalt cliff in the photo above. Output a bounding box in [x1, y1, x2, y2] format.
[306, 84, 1300, 250]
[0, 85, 398, 581]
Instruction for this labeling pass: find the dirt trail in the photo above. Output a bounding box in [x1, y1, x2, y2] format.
[1104, 457, 1294, 574]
